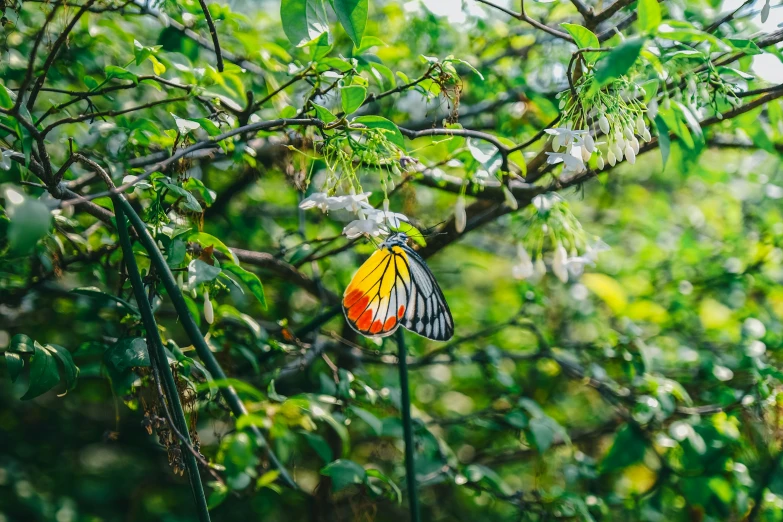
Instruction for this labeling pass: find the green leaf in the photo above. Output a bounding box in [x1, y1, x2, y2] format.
[188, 259, 222, 287]
[72, 286, 139, 314]
[4, 186, 52, 254]
[104, 338, 150, 372]
[301, 431, 333, 462]
[365, 469, 402, 503]
[352, 115, 405, 149]
[321, 459, 367, 491]
[727, 38, 762, 55]
[601, 424, 647, 472]
[349, 406, 383, 435]
[311, 102, 337, 123]
[341, 85, 367, 114]
[104, 65, 138, 84]
[188, 232, 238, 263]
[594, 38, 645, 86]
[331, 0, 369, 46]
[223, 263, 267, 309]
[5, 352, 24, 382]
[161, 182, 203, 212]
[47, 344, 79, 392]
[10, 334, 36, 354]
[561, 23, 600, 63]
[280, 0, 330, 46]
[637, 0, 662, 34]
[21, 342, 61, 400]
[390, 221, 426, 247]
[528, 417, 557, 453]
[309, 31, 333, 61]
[355, 35, 386, 53]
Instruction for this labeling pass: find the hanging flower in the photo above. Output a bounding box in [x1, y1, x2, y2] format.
[545, 152, 585, 174]
[511, 244, 534, 280]
[343, 217, 389, 239]
[0, 149, 14, 171]
[203, 288, 214, 325]
[552, 242, 569, 283]
[299, 191, 373, 213]
[455, 195, 467, 233]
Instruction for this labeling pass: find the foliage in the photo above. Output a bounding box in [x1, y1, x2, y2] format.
[1, 0, 783, 521]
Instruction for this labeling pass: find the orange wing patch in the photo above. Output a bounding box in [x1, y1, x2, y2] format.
[343, 247, 411, 337]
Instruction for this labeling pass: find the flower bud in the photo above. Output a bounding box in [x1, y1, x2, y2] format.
[636, 115, 646, 135]
[584, 134, 595, 153]
[599, 114, 610, 134]
[596, 154, 605, 170]
[455, 195, 467, 233]
[631, 136, 640, 155]
[581, 145, 592, 162]
[177, 272, 184, 289]
[607, 150, 617, 167]
[642, 127, 652, 142]
[624, 144, 636, 164]
[383, 198, 390, 213]
[553, 243, 569, 283]
[204, 288, 214, 324]
[762, 0, 771, 23]
[624, 125, 634, 141]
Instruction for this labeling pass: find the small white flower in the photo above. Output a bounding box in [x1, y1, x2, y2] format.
[0, 149, 14, 171]
[596, 154, 605, 170]
[546, 127, 587, 149]
[762, 0, 771, 23]
[642, 127, 652, 142]
[598, 115, 610, 135]
[171, 113, 201, 135]
[455, 195, 467, 233]
[623, 125, 634, 141]
[545, 152, 585, 173]
[343, 217, 389, 239]
[299, 192, 372, 213]
[552, 243, 569, 283]
[299, 192, 330, 211]
[369, 208, 410, 229]
[204, 288, 214, 325]
[607, 149, 617, 166]
[512, 244, 534, 280]
[532, 193, 558, 212]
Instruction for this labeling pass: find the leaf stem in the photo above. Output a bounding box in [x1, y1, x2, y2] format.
[112, 194, 301, 492]
[114, 202, 211, 522]
[396, 329, 421, 522]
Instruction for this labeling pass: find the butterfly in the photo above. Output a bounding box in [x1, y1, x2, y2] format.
[343, 232, 454, 341]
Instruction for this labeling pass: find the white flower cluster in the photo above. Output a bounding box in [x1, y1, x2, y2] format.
[299, 192, 409, 239]
[544, 112, 652, 174]
[511, 194, 608, 284]
[512, 239, 607, 284]
[597, 112, 652, 168]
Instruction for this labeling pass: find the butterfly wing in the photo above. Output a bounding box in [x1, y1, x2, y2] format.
[343, 247, 411, 337]
[400, 245, 454, 341]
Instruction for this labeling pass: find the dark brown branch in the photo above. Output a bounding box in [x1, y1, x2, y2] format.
[197, 0, 224, 72]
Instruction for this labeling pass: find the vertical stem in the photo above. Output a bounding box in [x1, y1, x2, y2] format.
[396, 329, 421, 522]
[114, 203, 211, 522]
[112, 195, 299, 491]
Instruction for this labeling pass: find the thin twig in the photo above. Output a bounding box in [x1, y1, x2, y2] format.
[197, 0, 224, 72]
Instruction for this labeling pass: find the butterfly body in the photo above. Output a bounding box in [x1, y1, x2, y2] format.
[343, 233, 454, 341]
